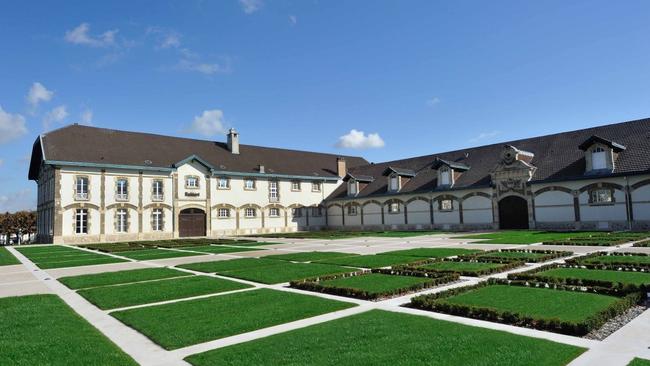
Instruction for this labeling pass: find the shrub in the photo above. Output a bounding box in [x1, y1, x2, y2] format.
[458, 249, 572, 263]
[395, 258, 524, 276]
[566, 252, 650, 270]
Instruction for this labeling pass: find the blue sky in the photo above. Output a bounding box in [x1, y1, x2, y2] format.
[1, 1, 650, 212]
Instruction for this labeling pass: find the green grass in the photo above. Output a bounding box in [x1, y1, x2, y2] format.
[0, 294, 136, 366]
[178, 257, 284, 273]
[535, 268, 650, 286]
[117, 249, 208, 260]
[15, 246, 126, 269]
[380, 248, 483, 258]
[319, 273, 434, 294]
[177, 245, 262, 254]
[628, 358, 650, 366]
[251, 230, 442, 240]
[78, 276, 251, 310]
[59, 267, 192, 289]
[219, 262, 356, 284]
[581, 255, 650, 266]
[457, 231, 600, 244]
[185, 309, 585, 366]
[438, 285, 619, 323]
[475, 251, 551, 261]
[315, 254, 423, 268]
[0, 247, 19, 265]
[417, 261, 507, 274]
[112, 288, 356, 350]
[264, 251, 358, 262]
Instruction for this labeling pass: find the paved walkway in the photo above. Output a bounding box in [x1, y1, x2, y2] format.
[7, 234, 650, 365]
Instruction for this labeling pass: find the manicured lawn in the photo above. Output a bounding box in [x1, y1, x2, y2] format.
[78, 276, 251, 310]
[0, 294, 136, 366]
[580, 254, 650, 266]
[437, 285, 619, 323]
[59, 267, 192, 289]
[178, 258, 284, 273]
[381, 248, 483, 258]
[15, 246, 126, 269]
[185, 309, 585, 366]
[177, 245, 261, 254]
[416, 261, 508, 275]
[117, 249, 207, 260]
[112, 288, 356, 350]
[264, 251, 358, 262]
[534, 268, 650, 286]
[219, 262, 355, 284]
[0, 247, 20, 265]
[319, 273, 434, 294]
[457, 231, 599, 244]
[474, 250, 568, 262]
[315, 254, 423, 268]
[252, 230, 442, 239]
[629, 358, 650, 366]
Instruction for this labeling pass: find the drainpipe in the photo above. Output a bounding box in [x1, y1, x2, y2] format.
[625, 176, 632, 231]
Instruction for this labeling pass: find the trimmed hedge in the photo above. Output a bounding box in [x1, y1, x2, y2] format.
[396, 258, 524, 277]
[567, 252, 650, 270]
[459, 249, 572, 263]
[634, 239, 650, 247]
[410, 279, 643, 336]
[289, 269, 459, 301]
[507, 264, 650, 295]
[79, 238, 260, 253]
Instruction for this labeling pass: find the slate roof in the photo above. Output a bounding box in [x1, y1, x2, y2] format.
[328, 117, 650, 200]
[29, 124, 368, 180]
[382, 166, 416, 177]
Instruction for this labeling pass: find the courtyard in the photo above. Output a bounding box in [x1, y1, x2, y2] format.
[2, 230, 650, 365]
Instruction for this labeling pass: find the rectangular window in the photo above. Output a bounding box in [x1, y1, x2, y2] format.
[75, 209, 88, 234]
[292, 208, 302, 217]
[186, 176, 199, 189]
[348, 205, 358, 215]
[244, 179, 256, 190]
[75, 177, 89, 200]
[440, 168, 451, 185]
[440, 199, 453, 211]
[269, 181, 279, 202]
[116, 209, 128, 233]
[592, 147, 607, 170]
[152, 180, 164, 201]
[269, 208, 280, 217]
[291, 181, 301, 191]
[116, 178, 128, 201]
[388, 203, 400, 213]
[349, 181, 357, 195]
[312, 182, 321, 192]
[390, 176, 399, 191]
[152, 208, 164, 231]
[217, 177, 229, 189]
[590, 189, 613, 204]
[312, 207, 322, 217]
[245, 208, 256, 218]
[218, 208, 230, 218]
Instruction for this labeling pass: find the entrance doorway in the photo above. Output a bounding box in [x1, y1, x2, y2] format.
[179, 208, 206, 237]
[498, 196, 529, 229]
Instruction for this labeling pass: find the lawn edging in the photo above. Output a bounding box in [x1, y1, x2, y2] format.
[566, 252, 650, 269]
[459, 249, 572, 263]
[395, 258, 524, 276]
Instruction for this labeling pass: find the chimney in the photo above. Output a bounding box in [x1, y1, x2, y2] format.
[336, 157, 347, 178]
[227, 128, 239, 154]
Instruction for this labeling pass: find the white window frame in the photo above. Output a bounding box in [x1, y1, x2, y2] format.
[389, 175, 399, 191]
[440, 199, 453, 211]
[217, 177, 229, 189]
[440, 167, 451, 186]
[590, 189, 613, 205]
[116, 208, 128, 233]
[269, 181, 279, 202]
[348, 205, 358, 215]
[244, 178, 256, 190]
[269, 208, 280, 217]
[311, 182, 321, 192]
[592, 147, 607, 170]
[388, 202, 400, 214]
[245, 208, 256, 218]
[348, 180, 357, 195]
[185, 176, 199, 189]
[152, 180, 164, 201]
[75, 209, 88, 234]
[152, 208, 164, 231]
[291, 180, 301, 191]
[75, 177, 89, 201]
[217, 208, 230, 218]
[116, 178, 129, 201]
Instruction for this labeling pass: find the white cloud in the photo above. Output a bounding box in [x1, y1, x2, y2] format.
[43, 105, 68, 131]
[147, 26, 181, 49]
[188, 109, 227, 137]
[469, 130, 500, 143]
[0, 106, 28, 144]
[80, 109, 93, 125]
[336, 129, 385, 149]
[177, 59, 230, 75]
[0, 188, 35, 213]
[64, 23, 118, 47]
[289, 15, 297, 25]
[239, 0, 263, 14]
[26, 82, 54, 108]
[426, 97, 440, 107]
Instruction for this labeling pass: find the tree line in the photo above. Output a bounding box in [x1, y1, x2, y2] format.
[0, 211, 37, 245]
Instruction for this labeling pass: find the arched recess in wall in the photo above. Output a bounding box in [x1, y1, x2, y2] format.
[326, 203, 343, 209]
[631, 179, 650, 191]
[63, 202, 101, 211]
[287, 203, 306, 209]
[405, 196, 430, 205]
[263, 203, 285, 209]
[532, 186, 573, 197]
[460, 192, 491, 201]
[383, 198, 405, 207]
[361, 200, 382, 208]
[578, 182, 624, 193]
[178, 203, 207, 211]
[238, 203, 262, 210]
[144, 203, 173, 210]
[105, 203, 138, 211]
[531, 186, 574, 223]
[211, 203, 236, 210]
[432, 194, 459, 204]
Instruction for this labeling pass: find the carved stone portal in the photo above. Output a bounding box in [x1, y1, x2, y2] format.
[491, 145, 537, 197]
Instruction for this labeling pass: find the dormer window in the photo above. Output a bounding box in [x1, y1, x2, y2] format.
[579, 135, 625, 174]
[440, 167, 451, 186]
[389, 175, 399, 191]
[591, 147, 607, 170]
[382, 167, 414, 193]
[343, 173, 374, 196]
[432, 158, 469, 188]
[348, 179, 358, 196]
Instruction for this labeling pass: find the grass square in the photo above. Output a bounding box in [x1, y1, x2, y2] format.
[473, 250, 569, 263]
[534, 267, 650, 286]
[580, 254, 650, 266]
[434, 285, 620, 323]
[415, 261, 509, 276]
[264, 251, 358, 262]
[0, 295, 136, 365]
[16, 246, 126, 269]
[117, 249, 207, 260]
[315, 254, 422, 268]
[318, 273, 436, 297]
[185, 309, 585, 366]
[380, 248, 483, 258]
[0, 247, 20, 266]
[59, 267, 193, 290]
[220, 262, 355, 284]
[177, 245, 262, 254]
[112, 288, 356, 350]
[456, 231, 600, 244]
[178, 258, 284, 273]
[78, 276, 251, 310]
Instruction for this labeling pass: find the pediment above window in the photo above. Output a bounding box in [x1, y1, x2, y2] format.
[432, 158, 469, 188]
